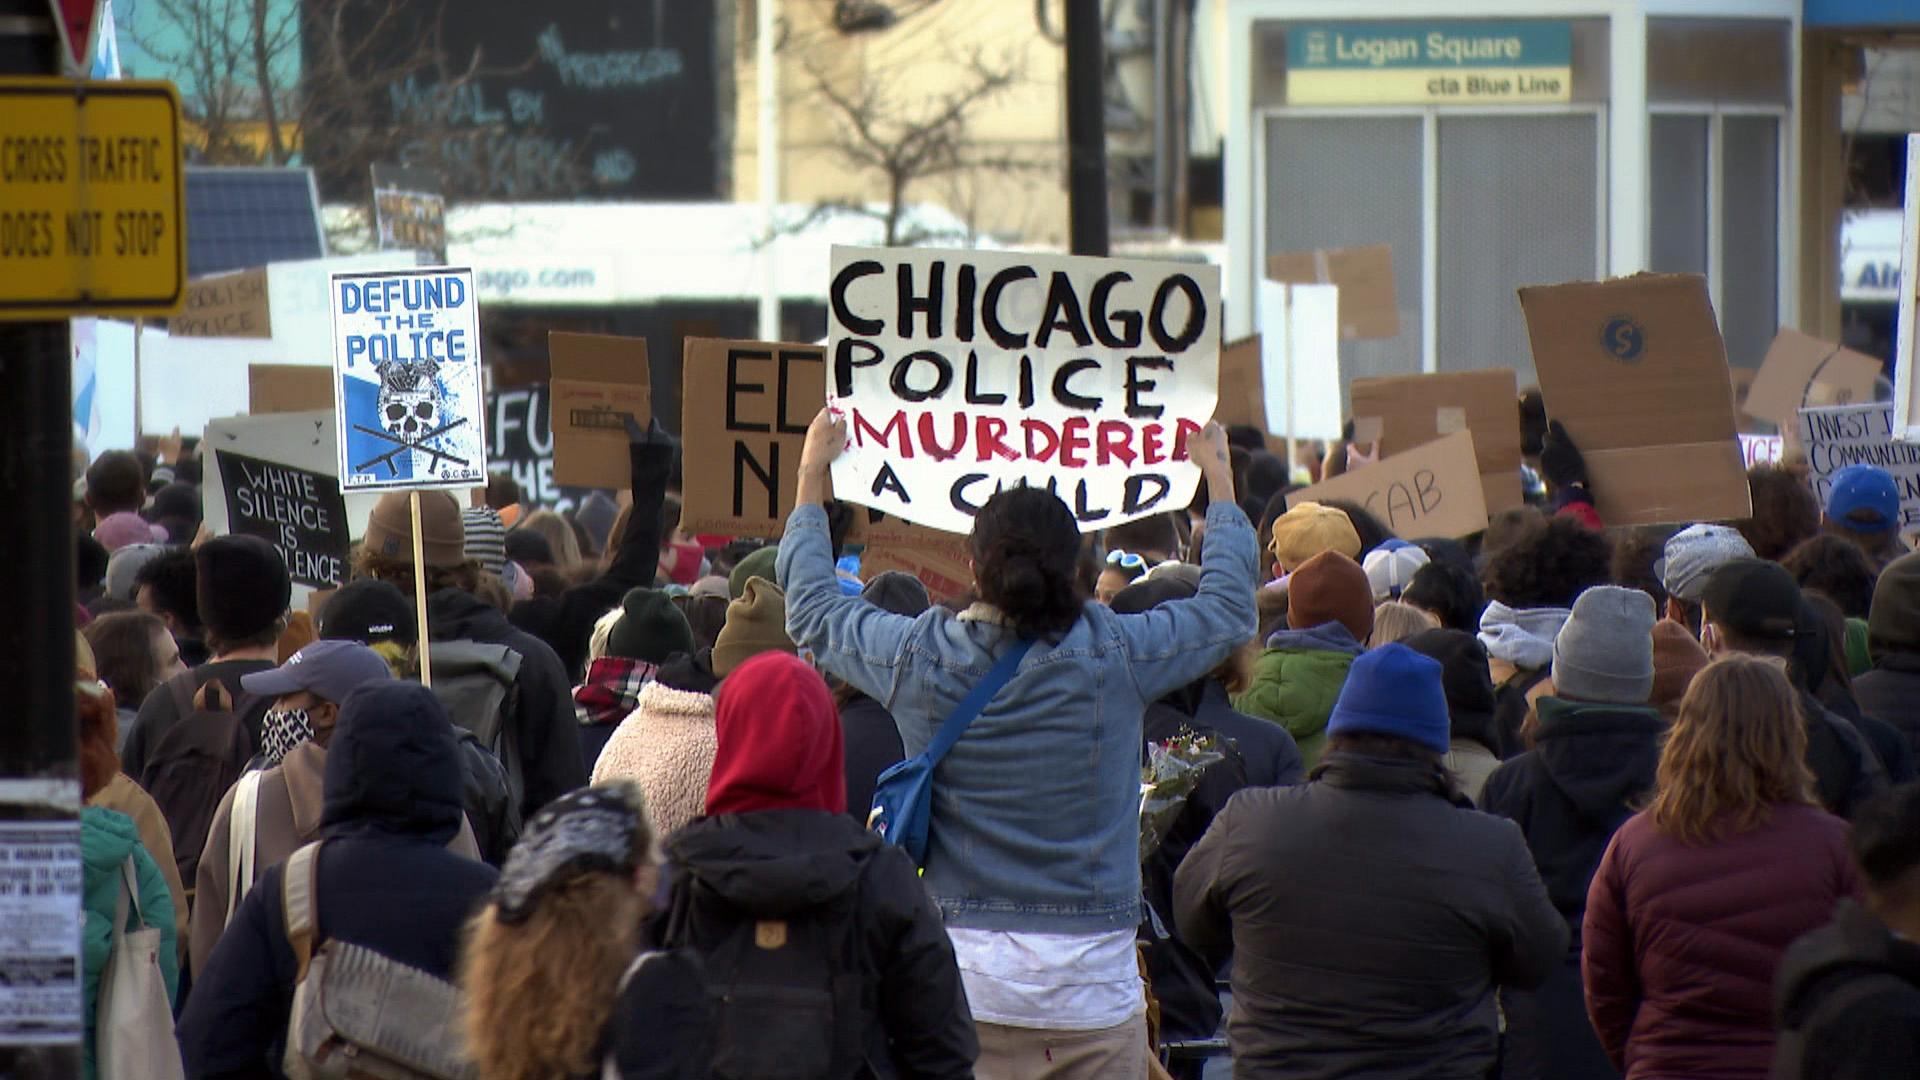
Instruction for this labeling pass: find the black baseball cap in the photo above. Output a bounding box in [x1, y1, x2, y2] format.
[318, 578, 418, 647]
[1700, 558, 1804, 641]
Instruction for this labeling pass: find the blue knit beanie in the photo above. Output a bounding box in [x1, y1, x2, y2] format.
[1325, 643, 1451, 754]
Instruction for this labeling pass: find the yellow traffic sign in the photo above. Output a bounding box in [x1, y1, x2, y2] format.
[0, 79, 185, 320]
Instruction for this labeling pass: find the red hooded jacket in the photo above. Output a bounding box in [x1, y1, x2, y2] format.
[705, 652, 847, 816]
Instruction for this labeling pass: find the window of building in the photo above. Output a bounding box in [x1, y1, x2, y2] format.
[1646, 17, 1790, 370]
[1253, 18, 1608, 396]
[1262, 109, 1602, 394]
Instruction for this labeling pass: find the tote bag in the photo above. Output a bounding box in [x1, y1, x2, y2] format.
[97, 856, 183, 1080]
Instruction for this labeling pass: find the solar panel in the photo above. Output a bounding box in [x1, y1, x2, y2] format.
[184, 167, 326, 278]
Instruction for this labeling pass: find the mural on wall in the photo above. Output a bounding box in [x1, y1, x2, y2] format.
[317, 0, 723, 201]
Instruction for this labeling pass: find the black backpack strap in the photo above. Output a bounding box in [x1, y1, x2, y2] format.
[167, 669, 198, 719]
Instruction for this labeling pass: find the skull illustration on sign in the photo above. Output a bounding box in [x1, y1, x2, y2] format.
[373, 359, 444, 443]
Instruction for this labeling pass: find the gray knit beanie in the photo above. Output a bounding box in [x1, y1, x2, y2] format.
[1551, 585, 1657, 705]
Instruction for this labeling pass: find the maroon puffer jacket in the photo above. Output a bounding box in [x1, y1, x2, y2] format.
[1582, 804, 1861, 1080]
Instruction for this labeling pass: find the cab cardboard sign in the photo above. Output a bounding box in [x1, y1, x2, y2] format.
[0, 79, 185, 320]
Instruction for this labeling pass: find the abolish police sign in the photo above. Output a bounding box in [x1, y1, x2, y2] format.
[826, 246, 1220, 534]
[330, 267, 487, 492]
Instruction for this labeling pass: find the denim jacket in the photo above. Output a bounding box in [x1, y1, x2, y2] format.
[777, 500, 1259, 935]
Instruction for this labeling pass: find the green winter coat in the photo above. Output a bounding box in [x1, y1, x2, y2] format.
[1233, 623, 1366, 770]
[82, 805, 179, 1080]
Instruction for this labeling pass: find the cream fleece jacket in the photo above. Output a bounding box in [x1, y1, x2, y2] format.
[591, 681, 718, 841]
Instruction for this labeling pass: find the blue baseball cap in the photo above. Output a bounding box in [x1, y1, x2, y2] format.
[1825, 464, 1901, 534]
[241, 640, 394, 705]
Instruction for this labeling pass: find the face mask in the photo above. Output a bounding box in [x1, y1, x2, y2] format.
[259, 708, 315, 766]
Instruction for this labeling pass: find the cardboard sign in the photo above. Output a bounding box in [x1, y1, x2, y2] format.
[1518, 273, 1752, 526]
[170, 267, 271, 338]
[548, 332, 652, 490]
[1350, 369, 1523, 512]
[330, 267, 487, 492]
[1895, 134, 1920, 440]
[1286, 430, 1489, 539]
[1258, 282, 1342, 439]
[858, 530, 975, 606]
[1215, 334, 1265, 430]
[1743, 328, 1882, 426]
[1266, 244, 1399, 341]
[213, 447, 351, 588]
[1796, 403, 1920, 533]
[371, 164, 447, 263]
[680, 338, 826, 537]
[827, 246, 1220, 535]
[249, 364, 333, 415]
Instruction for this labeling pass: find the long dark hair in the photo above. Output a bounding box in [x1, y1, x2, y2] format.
[969, 486, 1085, 641]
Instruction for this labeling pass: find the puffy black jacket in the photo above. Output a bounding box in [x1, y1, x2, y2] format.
[840, 692, 905, 824]
[1481, 699, 1663, 927]
[663, 809, 976, 1080]
[429, 587, 585, 818]
[1480, 697, 1663, 1080]
[1800, 691, 1889, 821]
[1773, 899, 1920, 1080]
[177, 682, 498, 1079]
[1854, 655, 1920, 761]
[1174, 751, 1566, 1080]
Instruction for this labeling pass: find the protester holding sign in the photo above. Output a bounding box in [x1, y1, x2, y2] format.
[778, 407, 1252, 1079]
[508, 418, 677, 683]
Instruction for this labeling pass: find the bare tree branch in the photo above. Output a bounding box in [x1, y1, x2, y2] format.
[783, 40, 1030, 247]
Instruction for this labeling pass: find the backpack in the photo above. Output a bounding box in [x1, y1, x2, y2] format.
[428, 641, 525, 861]
[451, 727, 520, 865]
[97, 856, 185, 1080]
[280, 842, 477, 1080]
[660, 849, 879, 1080]
[1771, 968, 1917, 1080]
[141, 671, 264, 903]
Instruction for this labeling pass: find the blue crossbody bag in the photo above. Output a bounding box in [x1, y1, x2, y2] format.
[867, 639, 1034, 866]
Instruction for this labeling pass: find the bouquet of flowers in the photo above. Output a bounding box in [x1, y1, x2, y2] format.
[1140, 728, 1225, 862]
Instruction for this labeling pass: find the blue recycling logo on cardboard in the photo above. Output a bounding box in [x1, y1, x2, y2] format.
[330, 267, 489, 492]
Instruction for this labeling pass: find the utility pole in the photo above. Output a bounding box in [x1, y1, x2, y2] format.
[1064, 0, 1108, 257]
[0, 1, 85, 1075]
[756, 0, 780, 337]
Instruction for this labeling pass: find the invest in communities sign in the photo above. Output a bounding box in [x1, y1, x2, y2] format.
[1287, 22, 1571, 106]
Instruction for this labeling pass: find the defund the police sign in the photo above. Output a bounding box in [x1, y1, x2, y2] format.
[826, 246, 1220, 535]
[330, 267, 487, 492]
[1287, 21, 1571, 105]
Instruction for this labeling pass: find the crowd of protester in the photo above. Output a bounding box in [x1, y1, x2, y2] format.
[62, 391, 1920, 1080]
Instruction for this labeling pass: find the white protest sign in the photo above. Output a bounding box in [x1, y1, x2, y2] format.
[826, 246, 1220, 534]
[330, 267, 488, 492]
[1796, 402, 1920, 533]
[1739, 433, 1784, 468]
[1897, 134, 1920, 439]
[1257, 281, 1342, 440]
